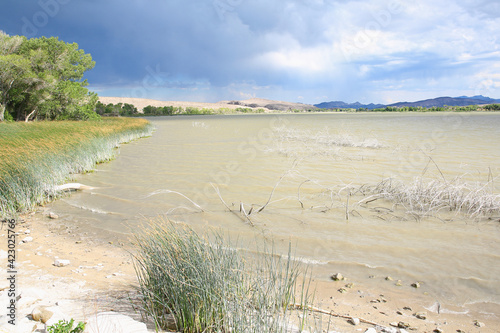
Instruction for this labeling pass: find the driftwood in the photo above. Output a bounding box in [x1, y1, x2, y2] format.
[289, 303, 380, 327]
[54, 183, 95, 191]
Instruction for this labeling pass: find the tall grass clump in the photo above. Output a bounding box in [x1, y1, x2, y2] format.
[0, 118, 153, 217]
[133, 221, 313, 333]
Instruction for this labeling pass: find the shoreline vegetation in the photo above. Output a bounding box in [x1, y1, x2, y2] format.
[0, 117, 153, 218]
[96, 100, 500, 117]
[134, 221, 314, 333]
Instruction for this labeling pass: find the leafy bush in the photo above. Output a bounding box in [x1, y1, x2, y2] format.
[47, 319, 85, 333]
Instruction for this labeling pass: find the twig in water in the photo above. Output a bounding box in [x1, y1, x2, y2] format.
[211, 183, 254, 226]
[257, 171, 289, 213]
[297, 180, 310, 209]
[146, 189, 204, 212]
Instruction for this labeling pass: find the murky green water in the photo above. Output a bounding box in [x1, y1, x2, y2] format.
[48, 112, 500, 312]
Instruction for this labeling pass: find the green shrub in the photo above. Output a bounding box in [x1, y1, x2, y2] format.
[47, 319, 85, 333]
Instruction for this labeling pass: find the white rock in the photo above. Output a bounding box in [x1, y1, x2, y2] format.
[53, 259, 70, 267]
[22, 236, 34, 243]
[49, 212, 59, 219]
[25, 229, 31, 234]
[365, 328, 377, 333]
[85, 312, 148, 333]
[348, 317, 360, 326]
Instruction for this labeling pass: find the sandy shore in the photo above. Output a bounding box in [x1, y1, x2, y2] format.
[1, 208, 499, 332]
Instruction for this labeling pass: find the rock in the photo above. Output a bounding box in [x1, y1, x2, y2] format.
[31, 306, 53, 323]
[396, 280, 403, 286]
[433, 328, 443, 333]
[414, 312, 427, 320]
[473, 320, 485, 327]
[348, 317, 360, 326]
[392, 321, 410, 329]
[25, 229, 31, 234]
[53, 259, 70, 267]
[85, 312, 148, 333]
[365, 328, 377, 333]
[403, 306, 412, 311]
[385, 276, 393, 281]
[345, 282, 354, 288]
[411, 282, 421, 288]
[22, 236, 34, 243]
[49, 212, 59, 219]
[331, 273, 344, 281]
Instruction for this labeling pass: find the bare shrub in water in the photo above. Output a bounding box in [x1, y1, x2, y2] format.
[360, 177, 500, 219]
[266, 126, 383, 158]
[133, 221, 313, 333]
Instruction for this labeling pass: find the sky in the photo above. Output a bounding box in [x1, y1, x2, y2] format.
[1, 0, 499, 105]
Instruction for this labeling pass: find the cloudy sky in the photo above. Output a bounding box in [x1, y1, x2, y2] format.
[1, 0, 499, 104]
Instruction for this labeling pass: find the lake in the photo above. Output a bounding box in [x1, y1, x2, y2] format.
[47, 112, 500, 313]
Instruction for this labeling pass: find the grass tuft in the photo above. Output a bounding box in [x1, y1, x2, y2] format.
[133, 220, 313, 332]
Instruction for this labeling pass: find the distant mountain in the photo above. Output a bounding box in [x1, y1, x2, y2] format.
[388, 96, 500, 108]
[314, 101, 385, 109]
[315, 96, 500, 109]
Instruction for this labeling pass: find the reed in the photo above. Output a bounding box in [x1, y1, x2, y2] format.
[133, 220, 312, 333]
[0, 118, 153, 217]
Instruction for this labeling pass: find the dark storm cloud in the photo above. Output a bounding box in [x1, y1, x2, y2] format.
[1, 0, 499, 103]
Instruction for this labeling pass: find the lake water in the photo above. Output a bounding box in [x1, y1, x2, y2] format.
[48, 112, 500, 312]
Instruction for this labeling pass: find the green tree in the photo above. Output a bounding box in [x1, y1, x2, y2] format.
[0, 32, 97, 121]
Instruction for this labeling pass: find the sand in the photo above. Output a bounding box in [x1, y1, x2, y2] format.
[98, 97, 316, 112]
[1, 205, 499, 333]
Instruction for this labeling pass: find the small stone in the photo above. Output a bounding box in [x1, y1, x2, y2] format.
[365, 328, 377, 333]
[53, 259, 70, 267]
[75, 241, 82, 244]
[403, 306, 412, 311]
[433, 328, 443, 333]
[397, 311, 403, 315]
[414, 312, 427, 320]
[25, 229, 31, 234]
[331, 273, 344, 281]
[348, 317, 360, 326]
[385, 276, 393, 281]
[31, 306, 53, 323]
[338, 288, 347, 293]
[36, 252, 43, 256]
[345, 282, 354, 288]
[22, 236, 34, 243]
[398, 322, 410, 329]
[396, 280, 403, 286]
[49, 212, 59, 219]
[473, 320, 485, 327]
[411, 282, 421, 288]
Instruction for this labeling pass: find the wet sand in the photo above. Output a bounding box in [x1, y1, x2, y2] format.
[1, 208, 499, 332]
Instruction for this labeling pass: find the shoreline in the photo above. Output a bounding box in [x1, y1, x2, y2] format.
[2, 209, 499, 332]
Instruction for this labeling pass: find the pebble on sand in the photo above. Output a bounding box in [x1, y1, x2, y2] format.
[331, 273, 345, 281]
[53, 259, 71, 267]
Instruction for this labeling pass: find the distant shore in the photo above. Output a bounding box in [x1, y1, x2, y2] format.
[98, 96, 500, 116]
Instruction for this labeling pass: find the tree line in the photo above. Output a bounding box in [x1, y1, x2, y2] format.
[0, 32, 97, 121]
